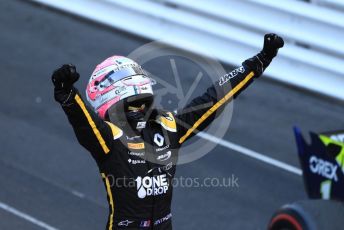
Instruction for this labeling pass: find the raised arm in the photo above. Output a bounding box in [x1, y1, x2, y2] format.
[52, 65, 121, 162]
[176, 34, 284, 144]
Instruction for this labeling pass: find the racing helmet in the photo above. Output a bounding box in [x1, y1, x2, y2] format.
[86, 56, 154, 120]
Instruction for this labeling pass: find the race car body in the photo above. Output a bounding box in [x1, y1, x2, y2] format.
[268, 128, 344, 230]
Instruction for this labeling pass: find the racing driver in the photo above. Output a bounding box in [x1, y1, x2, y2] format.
[52, 34, 284, 229]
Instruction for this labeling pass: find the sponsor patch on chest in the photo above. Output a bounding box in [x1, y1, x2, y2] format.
[136, 174, 169, 199]
[157, 151, 171, 161]
[127, 142, 145, 150]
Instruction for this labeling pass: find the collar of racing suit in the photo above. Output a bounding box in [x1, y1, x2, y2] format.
[106, 96, 155, 130]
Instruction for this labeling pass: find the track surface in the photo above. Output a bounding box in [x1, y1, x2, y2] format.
[0, 1, 343, 229]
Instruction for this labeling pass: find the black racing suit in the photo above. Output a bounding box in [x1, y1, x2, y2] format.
[57, 54, 272, 229]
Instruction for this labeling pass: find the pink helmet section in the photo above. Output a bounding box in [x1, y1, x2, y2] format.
[86, 56, 153, 119]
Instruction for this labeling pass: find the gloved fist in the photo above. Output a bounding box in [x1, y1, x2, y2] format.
[262, 33, 284, 59]
[52, 64, 80, 90]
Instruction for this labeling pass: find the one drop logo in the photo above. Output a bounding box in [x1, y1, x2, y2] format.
[136, 174, 169, 199]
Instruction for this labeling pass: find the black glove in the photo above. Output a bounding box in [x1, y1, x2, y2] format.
[52, 64, 80, 90]
[52, 64, 80, 104]
[261, 33, 284, 59]
[245, 33, 284, 76]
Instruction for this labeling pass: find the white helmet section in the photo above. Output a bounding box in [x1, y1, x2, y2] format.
[86, 56, 153, 119]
